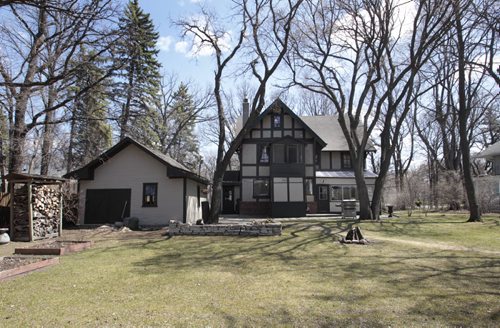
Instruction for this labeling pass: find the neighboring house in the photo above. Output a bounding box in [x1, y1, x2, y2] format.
[222, 99, 377, 217]
[65, 137, 208, 225]
[474, 141, 500, 212]
[475, 141, 500, 177]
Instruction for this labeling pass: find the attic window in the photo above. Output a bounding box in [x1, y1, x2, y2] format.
[143, 183, 158, 207]
[273, 114, 281, 128]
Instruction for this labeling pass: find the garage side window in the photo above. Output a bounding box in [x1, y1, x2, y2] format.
[143, 183, 158, 207]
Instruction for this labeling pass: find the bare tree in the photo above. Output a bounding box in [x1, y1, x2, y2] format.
[413, 0, 498, 219]
[288, 0, 454, 219]
[0, 0, 119, 173]
[177, 0, 304, 223]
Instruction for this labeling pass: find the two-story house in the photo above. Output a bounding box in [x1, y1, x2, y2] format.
[222, 99, 377, 217]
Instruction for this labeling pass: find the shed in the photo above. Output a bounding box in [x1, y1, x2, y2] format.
[7, 173, 66, 242]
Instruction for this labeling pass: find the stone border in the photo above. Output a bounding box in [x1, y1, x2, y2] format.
[14, 241, 93, 256]
[169, 220, 282, 236]
[0, 257, 59, 281]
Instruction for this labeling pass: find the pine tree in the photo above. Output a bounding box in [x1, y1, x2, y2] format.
[165, 84, 202, 171]
[114, 0, 161, 144]
[67, 49, 112, 172]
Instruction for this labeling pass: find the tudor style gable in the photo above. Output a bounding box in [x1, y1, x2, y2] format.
[237, 99, 326, 216]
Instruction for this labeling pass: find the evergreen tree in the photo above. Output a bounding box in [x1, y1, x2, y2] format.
[67, 49, 112, 172]
[114, 0, 161, 144]
[165, 84, 202, 171]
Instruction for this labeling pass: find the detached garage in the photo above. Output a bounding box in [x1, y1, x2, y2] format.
[65, 137, 208, 226]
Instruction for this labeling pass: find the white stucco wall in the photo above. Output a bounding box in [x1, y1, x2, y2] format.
[78, 144, 184, 226]
[185, 179, 207, 224]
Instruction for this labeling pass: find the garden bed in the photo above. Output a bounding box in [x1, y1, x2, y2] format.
[14, 240, 92, 256]
[0, 256, 59, 281]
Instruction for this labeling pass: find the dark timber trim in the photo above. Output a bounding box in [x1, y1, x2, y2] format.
[182, 178, 187, 223]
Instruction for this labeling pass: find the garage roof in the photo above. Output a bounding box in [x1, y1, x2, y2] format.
[64, 137, 209, 185]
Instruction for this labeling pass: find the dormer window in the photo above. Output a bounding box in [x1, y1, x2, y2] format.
[341, 152, 352, 169]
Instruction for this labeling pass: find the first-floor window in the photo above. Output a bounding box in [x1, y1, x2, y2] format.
[143, 183, 158, 207]
[329, 185, 357, 201]
[330, 186, 342, 201]
[253, 179, 270, 197]
[343, 185, 357, 200]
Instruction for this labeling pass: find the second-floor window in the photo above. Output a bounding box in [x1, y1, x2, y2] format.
[341, 152, 352, 169]
[259, 144, 270, 164]
[272, 143, 303, 164]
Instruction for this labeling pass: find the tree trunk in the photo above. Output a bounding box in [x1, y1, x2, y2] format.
[353, 154, 372, 220]
[66, 114, 76, 173]
[208, 171, 223, 224]
[40, 111, 54, 175]
[40, 83, 57, 175]
[454, 3, 481, 222]
[120, 62, 135, 139]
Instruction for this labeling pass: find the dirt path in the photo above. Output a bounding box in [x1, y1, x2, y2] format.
[373, 235, 500, 255]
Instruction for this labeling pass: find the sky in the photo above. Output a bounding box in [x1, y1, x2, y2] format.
[138, 0, 231, 89]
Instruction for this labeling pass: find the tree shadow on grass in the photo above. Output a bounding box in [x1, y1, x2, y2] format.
[84, 220, 499, 326]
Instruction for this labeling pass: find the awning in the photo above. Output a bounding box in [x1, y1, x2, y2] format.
[316, 170, 378, 178]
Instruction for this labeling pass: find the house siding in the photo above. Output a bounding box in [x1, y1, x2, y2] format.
[78, 144, 184, 225]
[185, 179, 206, 224]
[493, 156, 500, 175]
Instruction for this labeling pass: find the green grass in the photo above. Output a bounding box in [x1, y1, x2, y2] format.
[0, 213, 499, 327]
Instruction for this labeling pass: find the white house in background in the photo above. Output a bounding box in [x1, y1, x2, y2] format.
[65, 137, 208, 226]
[474, 141, 500, 213]
[476, 141, 500, 177]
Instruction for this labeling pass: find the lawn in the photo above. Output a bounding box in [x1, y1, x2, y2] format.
[0, 212, 499, 327]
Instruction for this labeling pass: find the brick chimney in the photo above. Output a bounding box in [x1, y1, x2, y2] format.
[242, 97, 249, 125]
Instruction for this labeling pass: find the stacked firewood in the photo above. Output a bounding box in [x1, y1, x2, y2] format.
[12, 185, 29, 240]
[11, 184, 61, 240]
[32, 185, 61, 238]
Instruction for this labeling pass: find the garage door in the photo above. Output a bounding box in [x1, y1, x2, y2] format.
[85, 189, 131, 224]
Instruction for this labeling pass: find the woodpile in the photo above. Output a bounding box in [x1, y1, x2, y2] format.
[32, 185, 61, 238]
[12, 185, 29, 240]
[340, 226, 369, 245]
[11, 183, 62, 241]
